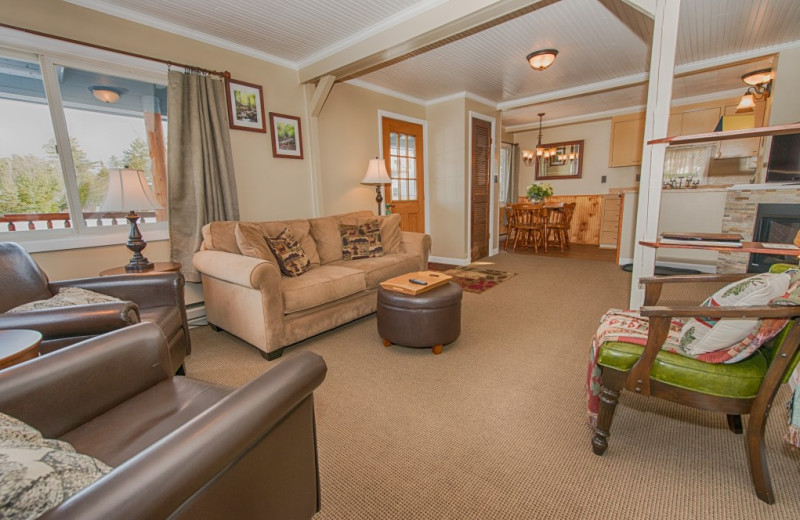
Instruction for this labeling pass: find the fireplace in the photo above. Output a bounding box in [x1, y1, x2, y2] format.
[748, 203, 800, 273]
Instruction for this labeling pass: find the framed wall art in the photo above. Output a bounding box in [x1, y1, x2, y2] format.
[269, 112, 304, 159]
[226, 78, 266, 132]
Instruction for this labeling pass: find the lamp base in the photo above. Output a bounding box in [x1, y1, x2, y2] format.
[374, 186, 384, 216]
[124, 211, 154, 272]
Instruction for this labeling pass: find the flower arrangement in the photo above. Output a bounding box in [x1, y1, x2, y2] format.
[526, 182, 554, 201]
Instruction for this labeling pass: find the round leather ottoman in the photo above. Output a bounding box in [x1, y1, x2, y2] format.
[377, 281, 462, 355]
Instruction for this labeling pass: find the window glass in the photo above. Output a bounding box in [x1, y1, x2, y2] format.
[0, 56, 69, 231]
[0, 51, 168, 237]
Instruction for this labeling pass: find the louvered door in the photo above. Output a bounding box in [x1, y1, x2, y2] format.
[471, 117, 491, 260]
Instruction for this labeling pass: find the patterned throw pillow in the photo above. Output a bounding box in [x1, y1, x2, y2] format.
[0, 412, 112, 519]
[7, 287, 123, 313]
[265, 227, 311, 277]
[340, 220, 384, 261]
[677, 272, 791, 356]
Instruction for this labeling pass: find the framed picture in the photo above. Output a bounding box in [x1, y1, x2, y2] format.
[226, 78, 266, 132]
[269, 113, 304, 159]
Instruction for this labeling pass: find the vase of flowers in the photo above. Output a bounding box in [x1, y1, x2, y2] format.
[526, 182, 554, 203]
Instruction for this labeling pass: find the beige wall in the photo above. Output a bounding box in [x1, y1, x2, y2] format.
[514, 119, 639, 197]
[427, 98, 468, 260]
[316, 82, 425, 216]
[769, 46, 800, 126]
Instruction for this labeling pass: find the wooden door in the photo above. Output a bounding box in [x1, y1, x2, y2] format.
[382, 118, 424, 232]
[471, 117, 491, 260]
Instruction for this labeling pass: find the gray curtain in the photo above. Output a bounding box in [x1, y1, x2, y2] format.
[505, 144, 520, 204]
[167, 70, 239, 282]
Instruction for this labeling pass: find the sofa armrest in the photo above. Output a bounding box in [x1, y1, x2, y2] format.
[193, 250, 282, 291]
[401, 231, 431, 270]
[0, 301, 140, 339]
[51, 272, 185, 310]
[41, 351, 328, 520]
[0, 323, 171, 438]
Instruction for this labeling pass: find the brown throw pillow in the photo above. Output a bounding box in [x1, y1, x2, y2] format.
[265, 227, 311, 277]
[340, 220, 384, 260]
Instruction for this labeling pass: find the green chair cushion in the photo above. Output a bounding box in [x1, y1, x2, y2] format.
[598, 341, 769, 399]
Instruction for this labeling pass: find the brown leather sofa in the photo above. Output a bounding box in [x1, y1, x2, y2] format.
[0, 242, 190, 373]
[0, 323, 327, 519]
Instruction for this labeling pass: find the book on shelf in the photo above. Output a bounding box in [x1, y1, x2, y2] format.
[659, 232, 743, 248]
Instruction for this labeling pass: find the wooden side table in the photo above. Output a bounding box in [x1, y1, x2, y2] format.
[0, 329, 42, 369]
[100, 262, 182, 276]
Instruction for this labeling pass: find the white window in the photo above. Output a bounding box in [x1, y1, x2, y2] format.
[0, 34, 168, 252]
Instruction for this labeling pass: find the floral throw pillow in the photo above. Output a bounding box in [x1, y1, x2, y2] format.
[677, 272, 791, 356]
[265, 227, 311, 277]
[340, 220, 384, 261]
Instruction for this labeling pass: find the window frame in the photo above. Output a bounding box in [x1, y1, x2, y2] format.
[0, 27, 169, 253]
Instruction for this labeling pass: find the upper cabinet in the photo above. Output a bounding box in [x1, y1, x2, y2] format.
[608, 98, 766, 167]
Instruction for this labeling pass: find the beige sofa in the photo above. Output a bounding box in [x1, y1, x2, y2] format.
[193, 210, 431, 359]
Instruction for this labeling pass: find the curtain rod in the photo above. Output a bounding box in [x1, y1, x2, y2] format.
[0, 22, 230, 79]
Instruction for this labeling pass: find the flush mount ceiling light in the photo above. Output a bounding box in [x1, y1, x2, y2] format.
[88, 86, 127, 104]
[735, 68, 772, 113]
[526, 49, 558, 71]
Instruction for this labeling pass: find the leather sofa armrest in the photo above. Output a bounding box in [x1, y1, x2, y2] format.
[40, 351, 328, 520]
[193, 250, 282, 290]
[401, 231, 431, 270]
[0, 323, 171, 438]
[51, 272, 185, 310]
[0, 301, 140, 338]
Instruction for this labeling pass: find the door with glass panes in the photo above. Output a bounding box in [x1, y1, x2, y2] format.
[381, 117, 424, 232]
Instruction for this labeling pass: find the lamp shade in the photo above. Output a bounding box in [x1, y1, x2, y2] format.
[88, 86, 126, 104]
[361, 159, 391, 185]
[735, 93, 756, 113]
[100, 168, 163, 212]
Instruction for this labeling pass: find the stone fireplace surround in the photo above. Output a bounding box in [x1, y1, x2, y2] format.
[717, 184, 800, 273]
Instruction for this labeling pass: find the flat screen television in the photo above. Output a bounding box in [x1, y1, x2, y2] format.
[766, 132, 800, 183]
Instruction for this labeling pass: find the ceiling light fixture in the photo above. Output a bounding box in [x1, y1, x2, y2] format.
[534, 113, 557, 159]
[526, 49, 558, 71]
[88, 86, 127, 104]
[735, 68, 772, 113]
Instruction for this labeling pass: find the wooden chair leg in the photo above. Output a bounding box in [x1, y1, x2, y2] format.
[726, 414, 743, 434]
[746, 404, 776, 504]
[592, 384, 621, 455]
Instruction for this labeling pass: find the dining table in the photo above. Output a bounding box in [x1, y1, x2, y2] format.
[508, 203, 566, 253]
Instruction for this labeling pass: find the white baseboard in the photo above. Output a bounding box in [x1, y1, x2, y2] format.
[429, 255, 470, 266]
[185, 304, 206, 321]
[617, 257, 717, 273]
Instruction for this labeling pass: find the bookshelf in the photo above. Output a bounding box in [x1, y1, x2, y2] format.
[640, 240, 800, 256]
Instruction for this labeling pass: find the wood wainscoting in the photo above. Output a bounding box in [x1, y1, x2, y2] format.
[518, 194, 604, 245]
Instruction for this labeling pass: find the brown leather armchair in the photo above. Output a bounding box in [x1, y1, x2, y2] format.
[0, 242, 190, 373]
[0, 323, 327, 519]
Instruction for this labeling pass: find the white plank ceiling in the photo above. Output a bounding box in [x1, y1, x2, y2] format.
[67, 0, 800, 130]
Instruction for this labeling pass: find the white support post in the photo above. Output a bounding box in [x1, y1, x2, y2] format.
[629, 0, 681, 308]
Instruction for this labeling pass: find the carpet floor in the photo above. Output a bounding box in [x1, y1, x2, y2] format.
[186, 251, 800, 519]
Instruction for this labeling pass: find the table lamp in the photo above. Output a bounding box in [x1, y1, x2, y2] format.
[99, 168, 163, 272]
[361, 158, 392, 215]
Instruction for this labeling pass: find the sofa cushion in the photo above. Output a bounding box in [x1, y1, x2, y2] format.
[333, 210, 374, 226]
[358, 213, 404, 254]
[266, 228, 312, 277]
[201, 221, 241, 254]
[7, 287, 122, 313]
[234, 223, 278, 265]
[203, 220, 320, 266]
[281, 265, 366, 314]
[329, 253, 421, 289]
[261, 220, 320, 266]
[678, 272, 791, 356]
[0, 412, 112, 519]
[340, 220, 384, 261]
[309, 216, 343, 264]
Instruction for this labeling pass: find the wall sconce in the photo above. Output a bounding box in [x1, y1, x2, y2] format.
[526, 49, 558, 71]
[522, 149, 535, 166]
[735, 68, 772, 113]
[88, 86, 127, 104]
[361, 158, 392, 215]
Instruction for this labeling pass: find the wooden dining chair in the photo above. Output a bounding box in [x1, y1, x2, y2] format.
[512, 204, 546, 252]
[504, 205, 518, 251]
[546, 202, 575, 251]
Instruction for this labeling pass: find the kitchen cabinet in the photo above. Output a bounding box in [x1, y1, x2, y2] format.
[608, 114, 645, 167]
[599, 194, 622, 249]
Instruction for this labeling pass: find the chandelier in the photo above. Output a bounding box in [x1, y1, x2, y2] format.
[535, 113, 557, 159]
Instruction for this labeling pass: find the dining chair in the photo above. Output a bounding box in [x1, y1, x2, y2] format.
[512, 204, 546, 252]
[546, 202, 575, 251]
[504, 205, 518, 251]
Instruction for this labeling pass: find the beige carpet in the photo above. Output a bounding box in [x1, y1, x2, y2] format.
[186, 252, 800, 519]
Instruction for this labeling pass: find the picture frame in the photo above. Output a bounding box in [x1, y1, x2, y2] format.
[269, 112, 304, 159]
[226, 78, 266, 132]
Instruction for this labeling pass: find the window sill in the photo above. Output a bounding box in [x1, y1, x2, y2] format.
[10, 226, 169, 253]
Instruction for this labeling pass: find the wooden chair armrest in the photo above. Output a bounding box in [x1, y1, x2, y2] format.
[640, 274, 752, 306]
